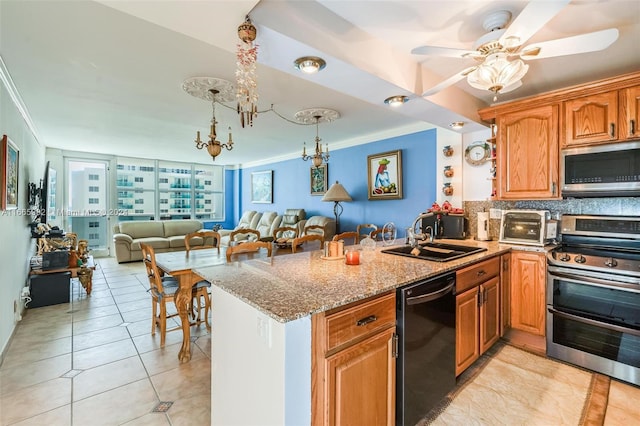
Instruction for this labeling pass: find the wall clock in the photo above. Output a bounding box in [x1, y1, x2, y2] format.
[465, 141, 490, 165]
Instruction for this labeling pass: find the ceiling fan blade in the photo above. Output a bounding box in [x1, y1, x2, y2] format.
[422, 67, 477, 96]
[520, 28, 619, 60]
[411, 45, 478, 58]
[499, 0, 570, 49]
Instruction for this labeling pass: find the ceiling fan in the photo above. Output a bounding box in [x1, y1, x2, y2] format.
[412, 0, 619, 101]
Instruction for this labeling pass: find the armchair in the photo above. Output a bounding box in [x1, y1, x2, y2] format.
[219, 211, 262, 246]
[253, 211, 282, 242]
[300, 216, 336, 241]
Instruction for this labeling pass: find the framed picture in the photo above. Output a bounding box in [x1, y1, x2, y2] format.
[251, 170, 273, 203]
[3, 135, 19, 210]
[367, 149, 402, 200]
[310, 164, 328, 195]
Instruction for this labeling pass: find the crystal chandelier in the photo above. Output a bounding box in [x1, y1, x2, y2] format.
[295, 108, 340, 169]
[182, 77, 235, 161]
[302, 115, 330, 168]
[236, 16, 258, 128]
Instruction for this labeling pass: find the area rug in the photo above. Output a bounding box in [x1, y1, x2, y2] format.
[421, 343, 596, 425]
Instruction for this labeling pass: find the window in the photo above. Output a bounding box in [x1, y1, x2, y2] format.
[89, 221, 99, 228]
[88, 233, 99, 240]
[116, 157, 224, 221]
[88, 198, 99, 204]
[88, 174, 100, 181]
[89, 186, 99, 192]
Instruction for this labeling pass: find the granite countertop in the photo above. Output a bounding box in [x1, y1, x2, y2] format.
[195, 239, 512, 323]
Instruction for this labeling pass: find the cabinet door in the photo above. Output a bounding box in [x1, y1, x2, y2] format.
[510, 251, 546, 336]
[325, 327, 396, 426]
[500, 253, 511, 336]
[455, 287, 479, 376]
[479, 276, 500, 354]
[620, 85, 640, 140]
[497, 104, 559, 199]
[564, 91, 618, 146]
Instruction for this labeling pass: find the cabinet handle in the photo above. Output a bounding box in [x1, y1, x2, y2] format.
[476, 270, 486, 277]
[631, 119, 636, 136]
[483, 288, 488, 305]
[503, 259, 509, 271]
[552, 181, 557, 195]
[356, 315, 378, 327]
[610, 123, 615, 138]
[477, 288, 483, 307]
[392, 333, 399, 358]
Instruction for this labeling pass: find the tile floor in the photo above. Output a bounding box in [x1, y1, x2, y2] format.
[0, 257, 211, 425]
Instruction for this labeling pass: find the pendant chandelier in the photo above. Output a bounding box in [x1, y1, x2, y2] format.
[295, 108, 340, 169]
[236, 16, 258, 128]
[182, 77, 235, 161]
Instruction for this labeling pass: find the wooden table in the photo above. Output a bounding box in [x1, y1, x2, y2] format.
[30, 255, 96, 295]
[155, 247, 276, 362]
[154, 248, 227, 363]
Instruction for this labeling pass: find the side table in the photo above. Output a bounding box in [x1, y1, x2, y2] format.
[29, 255, 96, 295]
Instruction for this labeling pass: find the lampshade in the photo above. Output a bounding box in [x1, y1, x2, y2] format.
[467, 52, 529, 97]
[322, 181, 352, 202]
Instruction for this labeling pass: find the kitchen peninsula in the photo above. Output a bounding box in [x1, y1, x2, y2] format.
[196, 240, 510, 425]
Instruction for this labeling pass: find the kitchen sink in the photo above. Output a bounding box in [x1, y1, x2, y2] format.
[381, 242, 487, 262]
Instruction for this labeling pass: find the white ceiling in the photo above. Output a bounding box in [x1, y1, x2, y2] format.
[2, 1, 639, 167]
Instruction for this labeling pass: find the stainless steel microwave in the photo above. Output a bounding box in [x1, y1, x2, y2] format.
[499, 210, 557, 246]
[561, 140, 640, 198]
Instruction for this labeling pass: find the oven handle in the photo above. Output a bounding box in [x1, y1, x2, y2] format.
[547, 307, 640, 337]
[548, 268, 640, 293]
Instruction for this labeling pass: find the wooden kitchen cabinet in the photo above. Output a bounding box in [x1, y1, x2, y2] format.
[620, 85, 640, 140]
[564, 91, 618, 147]
[496, 104, 560, 199]
[455, 257, 500, 376]
[510, 251, 546, 336]
[500, 253, 511, 336]
[312, 292, 396, 426]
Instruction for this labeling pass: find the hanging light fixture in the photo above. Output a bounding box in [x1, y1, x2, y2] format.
[302, 115, 329, 168]
[295, 108, 340, 169]
[182, 77, 235, 161]
[236, 16, 258, 128]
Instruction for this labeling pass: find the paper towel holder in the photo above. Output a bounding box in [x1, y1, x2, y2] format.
[476, 211, 491, 241]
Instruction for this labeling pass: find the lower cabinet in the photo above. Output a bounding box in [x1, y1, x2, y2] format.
[510, 251, 546, 336]
[455, 257, 501, 376]
[312, 291, 396, 426]
[500, 253, 511, 336]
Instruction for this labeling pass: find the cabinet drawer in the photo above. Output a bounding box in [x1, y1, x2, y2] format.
[456, 257, 500, 293]
[324, 292, 395, 352]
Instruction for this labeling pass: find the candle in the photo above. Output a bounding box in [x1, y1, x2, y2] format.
[345, 250, 360, 265]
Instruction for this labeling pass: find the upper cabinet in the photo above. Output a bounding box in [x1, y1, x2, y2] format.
[564, 85, 640, 147]
[496, 104, 559, 199]
[479, 72, 640, 200]
[620, 85, 640, 140]
[564, 91, 618, 147]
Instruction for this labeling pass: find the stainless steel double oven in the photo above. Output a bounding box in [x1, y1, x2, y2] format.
[546, 215, 640, 386]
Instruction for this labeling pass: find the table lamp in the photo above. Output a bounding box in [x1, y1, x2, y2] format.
[322, 181, 352, 233]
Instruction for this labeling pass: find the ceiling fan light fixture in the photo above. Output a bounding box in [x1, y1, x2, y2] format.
[467, 53, 528, 99]
[384, 95, 409, 107]
[449, 121, 465, 130]
[294, 56, 326, 74]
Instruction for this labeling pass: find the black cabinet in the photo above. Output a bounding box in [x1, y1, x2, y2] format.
[29, 272, 71, 308]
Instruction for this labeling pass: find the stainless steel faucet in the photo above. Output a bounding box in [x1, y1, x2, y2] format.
[407, 212, 435, 247]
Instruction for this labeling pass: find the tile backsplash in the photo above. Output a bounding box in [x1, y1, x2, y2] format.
[464, 197, 640, 241]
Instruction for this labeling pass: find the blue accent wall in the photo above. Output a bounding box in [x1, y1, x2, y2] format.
[237, 129, 437, 234]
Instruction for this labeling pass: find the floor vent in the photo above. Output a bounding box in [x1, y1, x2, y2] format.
[152, 401, 173, 412]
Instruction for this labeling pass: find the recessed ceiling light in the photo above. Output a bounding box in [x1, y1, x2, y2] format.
[294, 56, 326, 74]
[384, 95, 409, 107]
[449, 121, 465, 130]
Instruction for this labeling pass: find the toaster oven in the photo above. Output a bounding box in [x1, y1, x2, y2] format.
[499, 210, 558, 246]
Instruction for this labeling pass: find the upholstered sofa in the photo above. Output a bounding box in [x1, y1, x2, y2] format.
[113, 219, 204, 263]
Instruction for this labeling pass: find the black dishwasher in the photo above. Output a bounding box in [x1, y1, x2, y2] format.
[396, 271, 456, 426]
